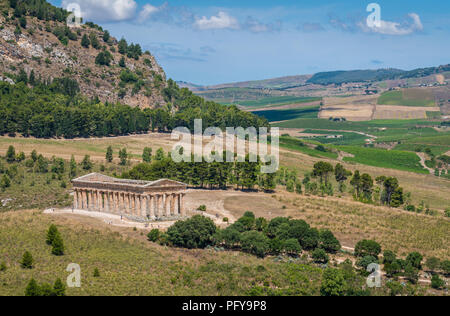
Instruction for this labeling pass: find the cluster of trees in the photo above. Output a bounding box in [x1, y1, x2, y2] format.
[118, 38, 143, 60]
[149, 213, 341, 259]
[123, 151, 276, 191]
[25, 278, 66, 296]
[0, 82, 151, 138]
[8, 0, 68, 23]
[0, 77, 267, 139]
[353, 239, 449, 291]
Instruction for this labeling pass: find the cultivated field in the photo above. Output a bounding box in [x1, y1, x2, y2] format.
[373, 105, 441, 120]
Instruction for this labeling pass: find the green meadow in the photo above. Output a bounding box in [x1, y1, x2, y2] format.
[377, 91, 436, 107]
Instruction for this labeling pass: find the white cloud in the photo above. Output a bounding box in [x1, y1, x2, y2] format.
[360, 13, 423, 35]
[62, 0, 137, 22]
[194, 11, 240, 30]
[138, 4, 160, 23]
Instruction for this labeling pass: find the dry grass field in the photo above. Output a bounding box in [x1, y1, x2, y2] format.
[319, 95, 377, 121]
[0, 210, 324, 296]
[224, 192, 450, 259]
[373, 105, 440, 120]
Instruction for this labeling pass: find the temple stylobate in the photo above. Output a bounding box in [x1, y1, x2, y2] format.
[71, 173, 188, 221]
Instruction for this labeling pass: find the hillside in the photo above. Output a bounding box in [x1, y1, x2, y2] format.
[307, 65, 450, 85]
[0, 0, 166, 108]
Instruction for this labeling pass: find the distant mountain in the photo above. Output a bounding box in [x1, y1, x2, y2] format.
[177, 74, 313, 92]
[307, 65, 450, 85]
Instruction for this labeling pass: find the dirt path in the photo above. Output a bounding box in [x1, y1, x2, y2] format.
[417, 152, 433, 174]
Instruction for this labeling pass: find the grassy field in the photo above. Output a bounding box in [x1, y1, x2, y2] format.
[252, 106, 319, 122]
[338, 146, 427, 174]
[279, 137, 338, 159]
[378, 90, 436, 107]
[237, 96, 322, 108]
[273, 118, 437, 132]
[0, 210, 324, 296]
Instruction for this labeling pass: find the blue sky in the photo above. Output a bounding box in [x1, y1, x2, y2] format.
[51, 0, 450, 85]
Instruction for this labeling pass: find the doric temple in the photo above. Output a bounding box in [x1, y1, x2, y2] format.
[71, 173, 188, 221]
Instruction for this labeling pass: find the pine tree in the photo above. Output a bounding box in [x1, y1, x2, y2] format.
[118, 38, 128, 54]
[119, 148, 128, 166]
[6, 145, 16, 163]
[53, 278, 66, 296]
[25, 278, 41, 296]
[106, 146, 113, 163]
[20, 251, 34, 269]
[29, 69, 36, 86]
[119, 56, 126, 68]
[93, 268, 100, 277]
[51, 232, 65, 256]
[82, 155, 92, 170]
[69, 155, 77, 178]
[81, 34, 90, 48]
[46, 224, 58, 245]
[142, 147, 152, 163]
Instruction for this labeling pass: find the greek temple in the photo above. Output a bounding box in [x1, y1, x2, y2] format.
[71, 173, 188, 221]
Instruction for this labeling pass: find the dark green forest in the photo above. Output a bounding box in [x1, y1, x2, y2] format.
[0, 79, 268, 138]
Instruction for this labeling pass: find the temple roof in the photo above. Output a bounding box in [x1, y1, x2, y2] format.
[72, 173, 187, 189]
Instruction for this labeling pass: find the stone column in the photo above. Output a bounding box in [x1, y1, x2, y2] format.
[98, 191, 103, 211]
[163, 194, 168, 217]
[73, 189, 78, 209]
[136, 195, 141, 217]
[87, 190, 92, 211]
[154, 194, 160, 218]
[149, 195, 155, 218]
[104, 192, 109, 213]
[81, 190, 86, 210]
[170, 194, 176, 216]
[180, 193, 186, 217]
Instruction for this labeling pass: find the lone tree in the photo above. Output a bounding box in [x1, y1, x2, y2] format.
[81, 34, 90, 48]
[312, 161, 334, 184]
[142, 147, 152, 163]
[46, 224, 59, 245]
[53, 278, 66, 296]
[20, 251, 34, 269]
[25, 278, 40, 296]
[334, 163, 352, 192]
[354, 239, 381, 258]
[119, 148, 128, 165]
[106, 146, 113, 163]
[6, 145, 16, 163]
[81, 155, 92, 170]
[51, 232, 65, 256]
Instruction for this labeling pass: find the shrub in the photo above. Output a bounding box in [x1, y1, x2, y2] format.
[46, 224, 59, 245]
[93, 268, 100, 277]
[404, 264, 419, 284]
[383, 250, 397, 265]
[319, 229, 341, 253]
[283, 238, 302, 256]
[320, 268, 347, 297]
[147, 229, 160, 242]
[431, 274, 445, 290]
[440, 260, 450, 275]
[354, 239, 381, 258]
[51, 232, 65, 256]
[356, 255, 378, 269]
[20, 251, 34, 269]
[240, 231, 270, 258]
[197, 205, 207, 212]
[406, 252, 423, 270]
[312, 248, 329, 264]
[166, 215, 216, 249]
[0, 261, 6, 272]
[426, 257, 440, 272]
